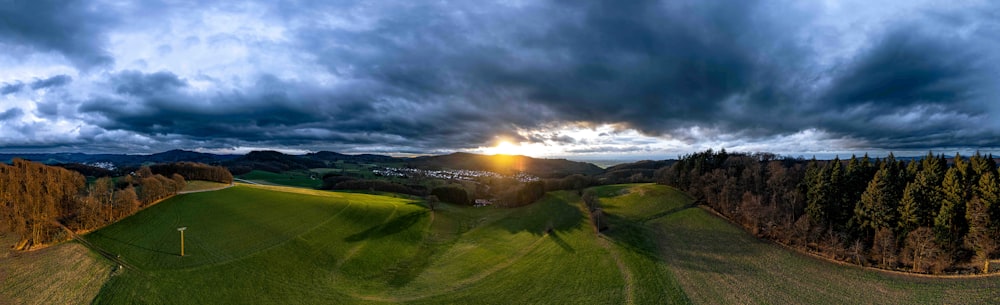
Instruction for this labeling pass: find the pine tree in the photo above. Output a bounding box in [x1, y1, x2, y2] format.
[984, 157, 1000, 233]
[854, 165, 900, 240]
[969, 152, 991, 186]
[827, 158, 851, 230]
[805, 161, 830, 228]
[935, 166, 968, 248]
[898, 181, 923, 236]
[905, 160, 920, 183]
[897, 158, 944, 236]
[920, 152, 946, 186]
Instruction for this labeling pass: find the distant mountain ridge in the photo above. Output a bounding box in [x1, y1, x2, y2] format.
[0, 149, 607, 178]
[0, 149, 239, 167]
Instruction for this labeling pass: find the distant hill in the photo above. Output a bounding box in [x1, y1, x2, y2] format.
[596, 159, 676, 183]
[406, 152, 604, 178]
[224, 151, 327, 174]
[305, 151, 401, 164]
[145, 149, 236, 164]
[1, 149, 608, 178]
[0, 150, 237, 168]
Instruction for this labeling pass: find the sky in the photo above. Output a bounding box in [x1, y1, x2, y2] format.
[1, 0, 999, 160]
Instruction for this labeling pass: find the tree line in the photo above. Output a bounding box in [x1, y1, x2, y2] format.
[150, 162, 233, 184]
[656, 149, 999, 274]
[321, 171, 596, 208]
[0, 159, 235, 250]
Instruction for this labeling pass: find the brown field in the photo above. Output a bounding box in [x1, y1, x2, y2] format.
[0, 235, 112, 305]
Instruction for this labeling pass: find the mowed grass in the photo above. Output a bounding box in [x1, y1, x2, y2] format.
[84, 184, 630, 304]
[0, 235, 112, 305]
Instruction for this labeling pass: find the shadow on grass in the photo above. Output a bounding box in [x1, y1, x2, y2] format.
[345, 210, 429, 242]
[497, 193, 585, 236]
[385, 241, 447, 288]
[549, 231, 575, 252]
[647, 209, 763, 277]
[602, 213, 662, 260]
[87, 232, 175, 256]
[600, 202, 762, 277]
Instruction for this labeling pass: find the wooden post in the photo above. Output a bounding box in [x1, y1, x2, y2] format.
[177, 227, 187, 257]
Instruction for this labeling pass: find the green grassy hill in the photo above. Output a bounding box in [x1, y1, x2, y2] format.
[591, 184, 1000, 305]
[83, 184, 639, 304]
[6, 183, 997, 304]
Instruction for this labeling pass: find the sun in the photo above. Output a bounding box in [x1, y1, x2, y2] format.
[479, 138, 557, 157]
[489, 140, 520, 155]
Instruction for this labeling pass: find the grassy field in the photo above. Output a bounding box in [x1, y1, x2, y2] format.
[653, 208, 1000, 304]
[238, 170, 323, 188]
[82, 184, 633, 304]
[7, 182, 997, 304]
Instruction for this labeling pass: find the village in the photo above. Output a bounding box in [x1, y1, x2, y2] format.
[372, 167, 540, 183]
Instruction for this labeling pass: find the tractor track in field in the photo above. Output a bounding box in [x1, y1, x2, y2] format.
[172, 200, 358, 273]
[599, 235, 635, 305]
[576, 200, 635, 305]
[52, 222, 143, 277]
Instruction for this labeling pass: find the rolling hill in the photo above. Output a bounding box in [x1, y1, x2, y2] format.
[5, 183, 996, 304]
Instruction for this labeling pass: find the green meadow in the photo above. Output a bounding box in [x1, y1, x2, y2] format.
[83, 184, 634, 304]
[3, 183, 997, 304]
[237, 170, 324, 188]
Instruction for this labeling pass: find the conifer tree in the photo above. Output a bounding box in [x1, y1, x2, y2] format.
[805, 161, 830, 228]
[935, 166, 968, 248]
[897, 156, 944, 236]
[854, 165, 900, 240]
[969, 152, 991, 186]
[827, 158, 851, 229]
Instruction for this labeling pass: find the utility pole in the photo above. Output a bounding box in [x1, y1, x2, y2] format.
[177, 227, 187, 256]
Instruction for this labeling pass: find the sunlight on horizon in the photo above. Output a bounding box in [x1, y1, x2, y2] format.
[481, 140, 552, 157]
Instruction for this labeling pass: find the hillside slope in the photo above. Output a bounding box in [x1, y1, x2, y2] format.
[82, 184, 634, 304]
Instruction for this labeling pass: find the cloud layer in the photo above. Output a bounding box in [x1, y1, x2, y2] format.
[1, 0, 998, 157]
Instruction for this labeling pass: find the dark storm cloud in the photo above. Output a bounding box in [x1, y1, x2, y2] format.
[810, 23, 1000, 149]
[0, 0, 114, 68]
[1, 82, 24, 95]
[284, 0, 809, 149]
[280, 0, 999, 151]
[30, 75, 73, 90]
[0, 108, 24, 121]
[111, 70, 187, 96]
[822, 29, 980, 112]
[75, 68, 548, 151]
[5, 0, 998, 154]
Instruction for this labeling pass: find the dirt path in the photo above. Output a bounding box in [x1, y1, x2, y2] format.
[233, 178, 263, 185]
[178, 183, 232, 194]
